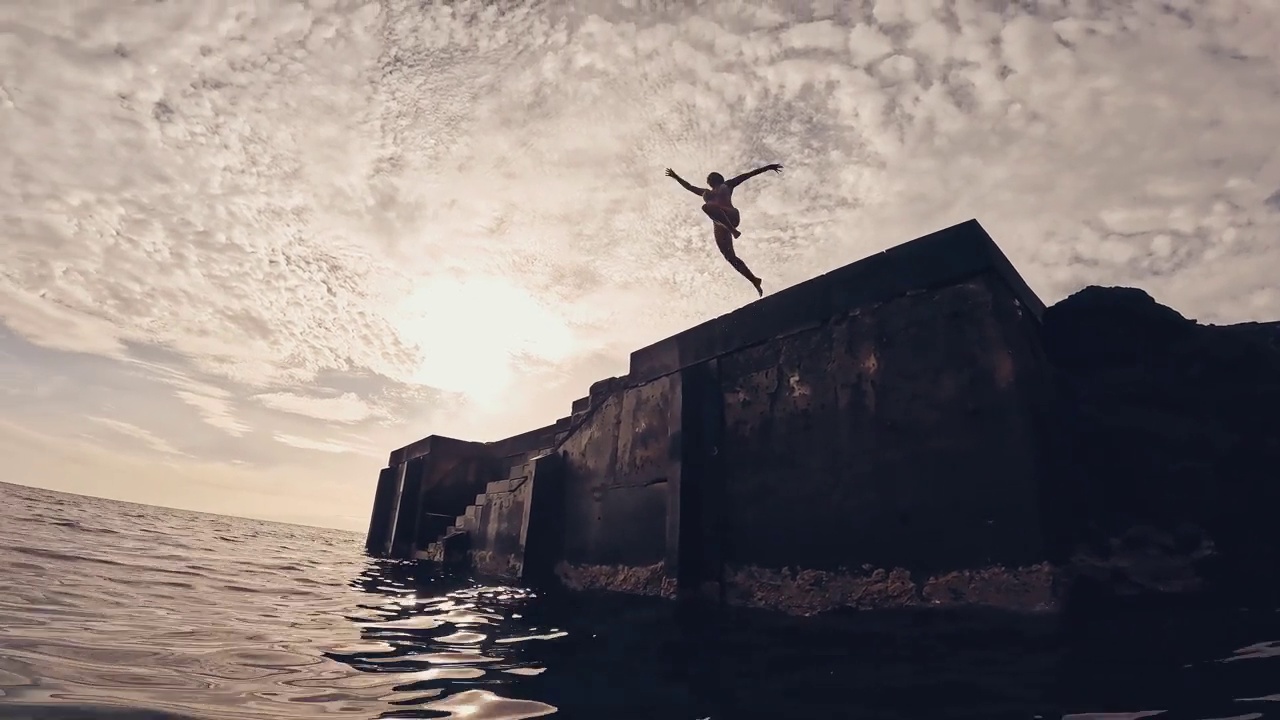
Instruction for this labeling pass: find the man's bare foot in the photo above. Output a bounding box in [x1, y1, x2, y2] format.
[751, 278, 763, 296]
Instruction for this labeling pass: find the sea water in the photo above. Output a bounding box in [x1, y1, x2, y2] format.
[0, 481, 1276, 720]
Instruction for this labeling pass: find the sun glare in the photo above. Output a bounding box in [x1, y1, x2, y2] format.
[392, 277, 575, 403]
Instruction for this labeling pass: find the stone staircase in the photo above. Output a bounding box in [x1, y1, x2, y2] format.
[411, 381, 615, 566]
[418, 445, 554, 564]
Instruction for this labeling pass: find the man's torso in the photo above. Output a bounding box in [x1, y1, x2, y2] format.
[703, 184, 734, 208]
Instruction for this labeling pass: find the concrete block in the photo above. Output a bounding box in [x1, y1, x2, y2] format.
[626, 219, 1044, 385]
[364, 220, 1142, 615]
[363, 466, 399, 555]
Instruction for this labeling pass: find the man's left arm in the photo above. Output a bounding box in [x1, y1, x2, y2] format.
[727, 163, 783, 188]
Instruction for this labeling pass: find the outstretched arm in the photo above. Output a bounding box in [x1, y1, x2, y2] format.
[727, 163, 784, 188]
[665, 168, 706, 196]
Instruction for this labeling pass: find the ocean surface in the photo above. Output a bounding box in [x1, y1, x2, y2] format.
[0, 482, 1277, 720]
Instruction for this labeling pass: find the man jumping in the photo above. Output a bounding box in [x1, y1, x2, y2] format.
[664, 163, 783, 297]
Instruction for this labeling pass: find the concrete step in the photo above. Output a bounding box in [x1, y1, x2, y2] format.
[475, 493, 490, 506]
[455, 505, 479, 532]
[454, 506, 478, 530]
[486, 479, 513, 494]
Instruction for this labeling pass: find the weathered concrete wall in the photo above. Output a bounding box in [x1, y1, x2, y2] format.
[674, 361, 726, 601]
[468, 452, 564, 581]
[712, 273, 1054, 614]
[370, 462, 408, 557]
[520, 453, 566, 584]
[369, 417, 574, 561]
[538, 228, 1055, 614]
[387, 454, 429, 557]
[554, 374, 682, 598]
[365, 219, 1280, 617]
[374, 435, 492, 558]
[364, 466, 399, 555]
[363, 219, 1074, 614]
[470, 476, 531, 579]
[487, 419, 565, 473]
[412, 450, 490, 552]
[627, 219, 1044, 386]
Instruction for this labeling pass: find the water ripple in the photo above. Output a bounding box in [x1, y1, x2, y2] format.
[2, 481, 1279, 720]
[0, 483, 569, 720]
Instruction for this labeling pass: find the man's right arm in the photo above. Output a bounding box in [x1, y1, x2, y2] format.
[665, 168, 706, 196]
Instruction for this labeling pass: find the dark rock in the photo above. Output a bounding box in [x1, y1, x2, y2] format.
[1042, 285, 1280, 606]
[1041, 286, 1195, 373]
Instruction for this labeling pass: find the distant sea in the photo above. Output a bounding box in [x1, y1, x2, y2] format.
[0, 482, 1276, 720]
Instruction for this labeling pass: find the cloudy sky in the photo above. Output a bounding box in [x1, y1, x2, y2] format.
[2, 0, 1278, 530]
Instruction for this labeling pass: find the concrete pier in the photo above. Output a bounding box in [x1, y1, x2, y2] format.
[364, 218, 1280, 615]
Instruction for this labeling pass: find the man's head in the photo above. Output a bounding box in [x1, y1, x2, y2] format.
[706, 172, 725, 187]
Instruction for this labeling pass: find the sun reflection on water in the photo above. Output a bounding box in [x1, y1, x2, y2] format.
[3, 483, 1278, 720]
[333, 562, 562, 719]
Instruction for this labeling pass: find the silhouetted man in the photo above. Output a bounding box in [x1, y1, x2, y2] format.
[665, 163, 783, 297]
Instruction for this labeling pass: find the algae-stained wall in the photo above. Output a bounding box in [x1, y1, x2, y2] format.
[555, 374, 682, 595]
[714, 272, 1053, 611]
[471, 479, 531, 579]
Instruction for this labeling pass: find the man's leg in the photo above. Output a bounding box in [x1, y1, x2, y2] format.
[714, 226, 763, 296]
[702, 204, 742, 238]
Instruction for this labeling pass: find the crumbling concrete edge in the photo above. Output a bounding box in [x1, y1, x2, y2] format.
[722, 562, 1061, 616]
[554, 560, 679, 599]
[471, 549, 523, 581]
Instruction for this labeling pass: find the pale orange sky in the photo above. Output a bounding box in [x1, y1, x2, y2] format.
[2, 0, 1279, 530]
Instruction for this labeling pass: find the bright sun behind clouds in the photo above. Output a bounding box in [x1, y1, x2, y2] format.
[394, 276, 576, 404]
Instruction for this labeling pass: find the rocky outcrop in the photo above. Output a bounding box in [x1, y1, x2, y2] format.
[1041, 286, 1280, 606]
